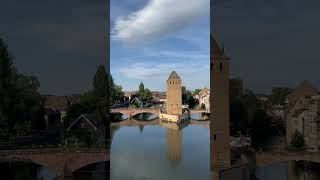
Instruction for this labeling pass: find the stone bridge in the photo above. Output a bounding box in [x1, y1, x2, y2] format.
[0, 148, 109, 179]
[111, 108, 160, 117]
[255, 151, 320, 167]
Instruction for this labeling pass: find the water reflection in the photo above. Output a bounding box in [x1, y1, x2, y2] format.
[72, 161, 109, 180]
[111, 113, 128, 122]
[166, 127, 183, 168]
[133, 113, 158, 121]
[190, 112, 210, 121]
[0, 162, 56, 180]
[110, 119, 210, 180]
[255, 161, 320, 180]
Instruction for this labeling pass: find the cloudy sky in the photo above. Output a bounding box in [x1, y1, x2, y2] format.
[213, 0, 320, 93]
[111, 0, 210, 91]
[0, 0, 108, 95]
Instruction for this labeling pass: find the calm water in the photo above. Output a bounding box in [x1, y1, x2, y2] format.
[189, 112, 210, 121]
[255, 161, 320, 180]
[110, 120, 210, 180]
[0, 161, 109, 180]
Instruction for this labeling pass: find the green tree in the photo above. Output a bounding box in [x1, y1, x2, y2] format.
[182, 86, 198, 108]
[134, 82, 153, 104]
[193, 89, 201, 96]
[269, 87, 292, 105]
[93, 65, 108, 98]
[0, 38, 45, 138]
[139, 82, 144, 92]
[201, 103, 206, 110]
[291, 130, 304, 149]
[109, 75, 124, 105]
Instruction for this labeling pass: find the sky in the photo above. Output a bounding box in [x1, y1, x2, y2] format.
[0, 0, 108, 95]
[111, 0, 210, 92]
[213, 0, 320, 93]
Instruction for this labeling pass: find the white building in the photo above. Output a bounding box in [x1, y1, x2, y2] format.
[195, 88, 210, 111]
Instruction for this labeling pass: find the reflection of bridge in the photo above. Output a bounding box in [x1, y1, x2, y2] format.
[111, 108, 160, 117]
[189, 109, 210, 114]
[0, 148, 109, 179]
[255, 151, 320, 167]
[111, 118, 159, 126]
[111, 118, 209, 127]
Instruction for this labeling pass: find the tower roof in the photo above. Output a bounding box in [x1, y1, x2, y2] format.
[168, 71, 181, 80]
[211, 34, 229, 60]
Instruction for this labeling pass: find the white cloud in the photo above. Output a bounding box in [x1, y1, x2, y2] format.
[112, 0, 209, 45]
[117, 59, 209, 90]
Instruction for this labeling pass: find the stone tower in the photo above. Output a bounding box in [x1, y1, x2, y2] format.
[166, 71, 182, 115]
[210, 34, 231, 169]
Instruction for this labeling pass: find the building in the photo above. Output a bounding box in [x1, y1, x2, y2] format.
[166, 71, 182, 115]
[286, 80, 319, 149]
[66, 114, 105, 147]
[42, 94, 80, 111]
[196, 88, 210, 111]
[159, 71, 188, 123]
[211, 34, 231, 169]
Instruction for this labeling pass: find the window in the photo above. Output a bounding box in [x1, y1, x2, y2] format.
[210, 62, 213, 71]
[214, 134, 217, 140]
[219, 62, 223, 72]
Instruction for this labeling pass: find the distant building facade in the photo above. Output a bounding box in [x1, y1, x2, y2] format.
[195, 88, 210, 111]
[42, 94, 80, 111]
[286, 81, 320, 149]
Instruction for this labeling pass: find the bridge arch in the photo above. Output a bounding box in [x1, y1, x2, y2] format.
[71, 160, 109, 174]
[111, 108, 160, 118]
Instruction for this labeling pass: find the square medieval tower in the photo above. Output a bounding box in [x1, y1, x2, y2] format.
[166, 71, 182, 115]
[210, 34, 231, 169]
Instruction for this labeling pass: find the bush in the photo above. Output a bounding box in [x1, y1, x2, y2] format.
[291, 130, 304, 149]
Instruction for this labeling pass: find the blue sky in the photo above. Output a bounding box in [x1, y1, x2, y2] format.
[111, 0, 210, 91]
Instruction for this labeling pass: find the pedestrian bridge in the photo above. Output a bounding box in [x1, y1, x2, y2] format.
[255, 151, 320, 167]
[111, 108, 160, 117]
[0, 148, 109, 179]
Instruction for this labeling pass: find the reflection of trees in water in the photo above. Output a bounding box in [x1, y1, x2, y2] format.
[72, 161, 109, 180]
[291, 161, 320, 180]
[0, 162, 52, 180]
[133, 113, 157, 121]
[167, 129, 183, 168]
[138, 125, 144, 133]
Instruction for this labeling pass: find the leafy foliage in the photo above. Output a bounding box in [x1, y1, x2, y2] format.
[268, 87, 292, 105]
[291, 130, 304, 149]
[0, 38, 45, 139]
[230, 89, 282, 149]
[134, 82, 153, 104]
[182, 86, 198, 108]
